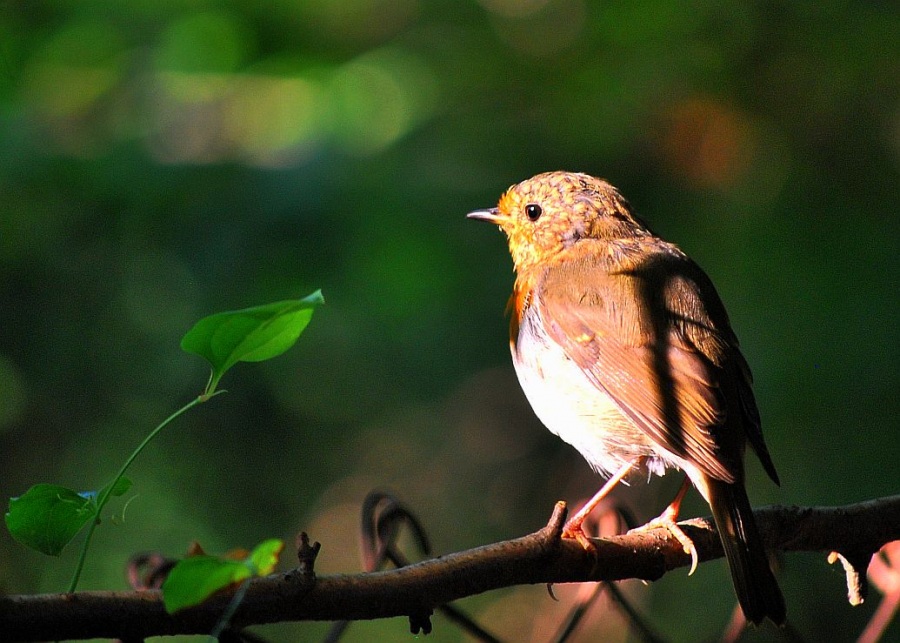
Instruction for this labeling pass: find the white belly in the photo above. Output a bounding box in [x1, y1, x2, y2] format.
[512, 307, 667, 478]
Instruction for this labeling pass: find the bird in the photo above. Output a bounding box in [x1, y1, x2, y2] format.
[467, 171, 786, 626]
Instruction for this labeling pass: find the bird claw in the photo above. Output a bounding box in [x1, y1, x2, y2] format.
[562, 520, 597, 552]
[562, 519, 603, 577]
[631, 512, 699, 575]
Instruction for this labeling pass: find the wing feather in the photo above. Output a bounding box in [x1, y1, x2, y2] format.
[534, 241, 764, 484]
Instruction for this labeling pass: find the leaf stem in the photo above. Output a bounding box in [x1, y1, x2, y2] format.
[67, 392, 224, 592]
[209, 578, 251, 640]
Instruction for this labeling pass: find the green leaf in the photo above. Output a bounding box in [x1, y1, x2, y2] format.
[162, 556, 251, 613]
[162, 539, 284, 613]
[5, 484, 97, 556]
[248, 538, 284, 575]
[181, 291, 323, 394]
[96, 476, 133, 502]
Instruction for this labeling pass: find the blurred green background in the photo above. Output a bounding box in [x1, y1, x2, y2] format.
[1, 1, 898, 641]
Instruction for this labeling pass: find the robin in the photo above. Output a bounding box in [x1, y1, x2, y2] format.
[468, 171, 786, 626]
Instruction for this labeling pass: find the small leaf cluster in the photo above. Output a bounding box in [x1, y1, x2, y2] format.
[4, 291, 322, 613]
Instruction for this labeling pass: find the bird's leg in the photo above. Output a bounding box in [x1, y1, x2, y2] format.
[563, 459, 641, 550]
[630, 476, 700, 575]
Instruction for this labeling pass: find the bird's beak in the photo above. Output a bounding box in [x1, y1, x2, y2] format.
[466, 207, 505, 224]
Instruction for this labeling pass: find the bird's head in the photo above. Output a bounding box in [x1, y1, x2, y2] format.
[468, 171, 647, 274]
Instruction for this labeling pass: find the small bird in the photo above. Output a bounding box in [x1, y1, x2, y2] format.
[468, 171, 785, 625]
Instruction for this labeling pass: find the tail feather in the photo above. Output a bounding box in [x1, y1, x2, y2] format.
[707, 478, 786, 626]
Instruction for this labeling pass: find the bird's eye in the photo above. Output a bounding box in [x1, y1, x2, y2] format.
[525, 204, 542, 221]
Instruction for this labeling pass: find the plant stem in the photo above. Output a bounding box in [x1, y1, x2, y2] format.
[209, 578, 252, 640]
[67, 393, 223, 592]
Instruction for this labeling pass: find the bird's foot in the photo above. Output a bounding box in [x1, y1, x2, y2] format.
[560, 459, 644, 552]
[630, 505, 699, 575]
[562, 518, 597, 552]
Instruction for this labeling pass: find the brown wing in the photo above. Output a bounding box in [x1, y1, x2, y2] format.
[534, 240, 771, 484]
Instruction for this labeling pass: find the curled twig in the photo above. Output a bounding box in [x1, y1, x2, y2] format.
[859, 541, 900, 643]
[359, 490, 431, 572]
[329, 490, 502, 642]
[126, 552, 178, 591]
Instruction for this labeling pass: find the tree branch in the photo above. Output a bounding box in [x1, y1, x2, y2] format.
[2, 496, 898, 641]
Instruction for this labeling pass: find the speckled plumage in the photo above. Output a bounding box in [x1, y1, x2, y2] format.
[469, 171, 785, 625]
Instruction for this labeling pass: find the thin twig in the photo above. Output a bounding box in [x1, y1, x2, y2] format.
[605, 582, 667, 643]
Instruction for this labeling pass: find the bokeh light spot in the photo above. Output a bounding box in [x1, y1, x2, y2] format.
[659, 97, 757, 189]
[23, 20, 125, 118]
[298, 0, 419, 45]
[155, 10, 255, 75]
[490, 0, 586, 58]
[327, 48, 437, 155]
[478, 0, 551, 18]
[223, 74, 322, 166]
